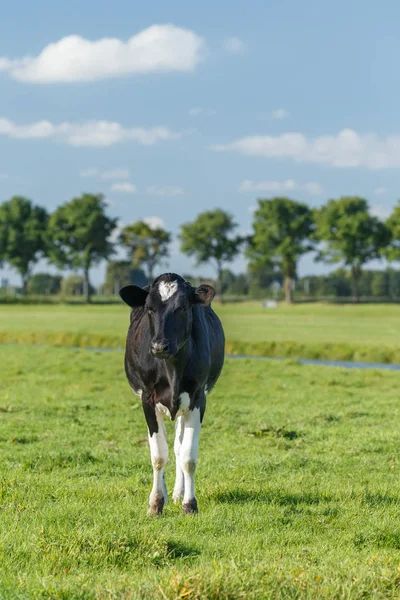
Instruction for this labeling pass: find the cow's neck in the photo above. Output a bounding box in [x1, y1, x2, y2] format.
[163, 337, 190, 398]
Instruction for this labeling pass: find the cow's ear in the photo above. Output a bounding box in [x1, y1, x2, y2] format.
[192, 284, 215, 306]
[119, 285, 149, 307]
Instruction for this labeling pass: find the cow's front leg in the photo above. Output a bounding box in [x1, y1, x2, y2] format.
[172, 415, 185, 502]
[143, 402, 168, 516]
[180, 406, 202, 514]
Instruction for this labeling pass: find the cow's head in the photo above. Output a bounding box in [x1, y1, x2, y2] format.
[120, 273, 215, 359]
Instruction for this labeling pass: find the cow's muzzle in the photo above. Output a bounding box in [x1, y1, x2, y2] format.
[150, 340, 172, 359]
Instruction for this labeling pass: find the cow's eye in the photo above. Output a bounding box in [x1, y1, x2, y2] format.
[180, 307, 187, 313]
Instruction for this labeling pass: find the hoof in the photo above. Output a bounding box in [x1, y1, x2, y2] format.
[182, 498, 198, 515]
[147, 495, 165, 516]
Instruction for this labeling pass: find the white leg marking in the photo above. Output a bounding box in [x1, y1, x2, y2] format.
[148, 407, 168, 514]
[180, 407, 201, 506]
[172, 415, 185, 502]
[178, 392, 190, 414]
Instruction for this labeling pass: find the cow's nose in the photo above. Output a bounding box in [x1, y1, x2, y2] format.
[150, 341, 170, 357]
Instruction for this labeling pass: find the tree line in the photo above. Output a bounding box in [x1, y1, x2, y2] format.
[1, 193, 400, 303]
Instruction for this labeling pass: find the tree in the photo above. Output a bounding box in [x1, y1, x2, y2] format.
[370, 270, 389, 298]
[179, 209, 243, 299]
[103, 261, 148, 295]
[47, 194, 117, 303]
[314, 197, 390, 302]
[248, 262, 282, 300]
[28, 273, 62, 295]
[247, 197, 314, 303]
[119, 221, 171, 281]
[60, 275, 95, 297]
[384, 200, 400, 262]
[0, 196, 48, 293]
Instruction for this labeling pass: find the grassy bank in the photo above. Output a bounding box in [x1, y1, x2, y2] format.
[1, 330, 400, 364]
[1, 345, 400, 598]
[1, 302, 400, 362]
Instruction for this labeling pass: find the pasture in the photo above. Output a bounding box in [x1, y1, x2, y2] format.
[2, 302, 400, 362]
[1, 344, 400, 598]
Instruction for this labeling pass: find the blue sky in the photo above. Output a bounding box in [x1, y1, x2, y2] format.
[1, 0, 399, 285]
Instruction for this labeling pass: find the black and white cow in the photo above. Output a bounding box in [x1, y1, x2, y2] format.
[120, 273, 225, 515]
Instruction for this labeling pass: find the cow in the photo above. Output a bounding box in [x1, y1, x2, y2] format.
[120, 273, 225, 516]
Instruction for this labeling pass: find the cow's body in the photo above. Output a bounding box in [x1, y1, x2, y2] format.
[120, 273, 225, 515]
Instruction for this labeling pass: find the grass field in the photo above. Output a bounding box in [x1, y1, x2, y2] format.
[2, 344, 400, 598]
[1, 302, 400, 362]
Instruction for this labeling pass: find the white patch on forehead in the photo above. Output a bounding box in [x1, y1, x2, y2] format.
[158, 280, 178, 301]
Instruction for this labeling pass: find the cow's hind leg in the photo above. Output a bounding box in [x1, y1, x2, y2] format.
[180, 406, 202, 514]
[144, 403, 169, 516]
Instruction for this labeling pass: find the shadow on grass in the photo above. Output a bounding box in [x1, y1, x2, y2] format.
[213, 488, 332, 506]
[166, 540, 200, 560]
[354, 529, 400, 550]
[362, 491, 400, 506]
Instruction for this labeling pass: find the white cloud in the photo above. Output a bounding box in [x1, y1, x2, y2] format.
[0, 57, 29, 72]
[101, 168, 130, 180]
[224, 37, 246, 54]
[0, 117, 184, 147]
[110, 182, 137, 194]
[240, 179, 322, 195]
[271, 108, 289, 120]
[0, 25, 205, 83]
[146, 185, 186, 197]
[81, 167, 130, 179]
[374, 187, 387, 195]
[211, 128, 400, 170]
[370, 204, 391, 220]
[188, 107, 216, 117]
[80, 168, 99, 177]
[143, 216, 165, 230]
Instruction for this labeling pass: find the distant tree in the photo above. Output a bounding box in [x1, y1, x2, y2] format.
[179, 209, 243, 299]
[219, 269, 250, 297]
[28, 273, 62, 295]
[370, 270, 389, 298]
[60, 275, 95, 297]
[314, 197, 390, 302]
[384, 200, 400, 265]
[247, 197, 314, 303]
[104, 260, 132, 295]
[119, 221, 171, 281]
[103, 261, 148, 295]
[230, 273, 250, 296]
[0, 196, 48, 293]
[387, 268, 400, 299]
[220, 269, 236, 295]
[47, 194, 117, 303]
[248, 262, 282, 300]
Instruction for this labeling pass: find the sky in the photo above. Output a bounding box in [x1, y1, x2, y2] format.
[0, 0, 399, 286]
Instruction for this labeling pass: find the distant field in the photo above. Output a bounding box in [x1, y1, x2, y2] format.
[1, 301, 400, 343]
[1, 303, 400, 362]
[2, 345, 400, 598]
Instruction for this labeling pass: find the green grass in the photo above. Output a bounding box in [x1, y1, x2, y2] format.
[1, 345, 400, 598]
[1, 302, 400, 362]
